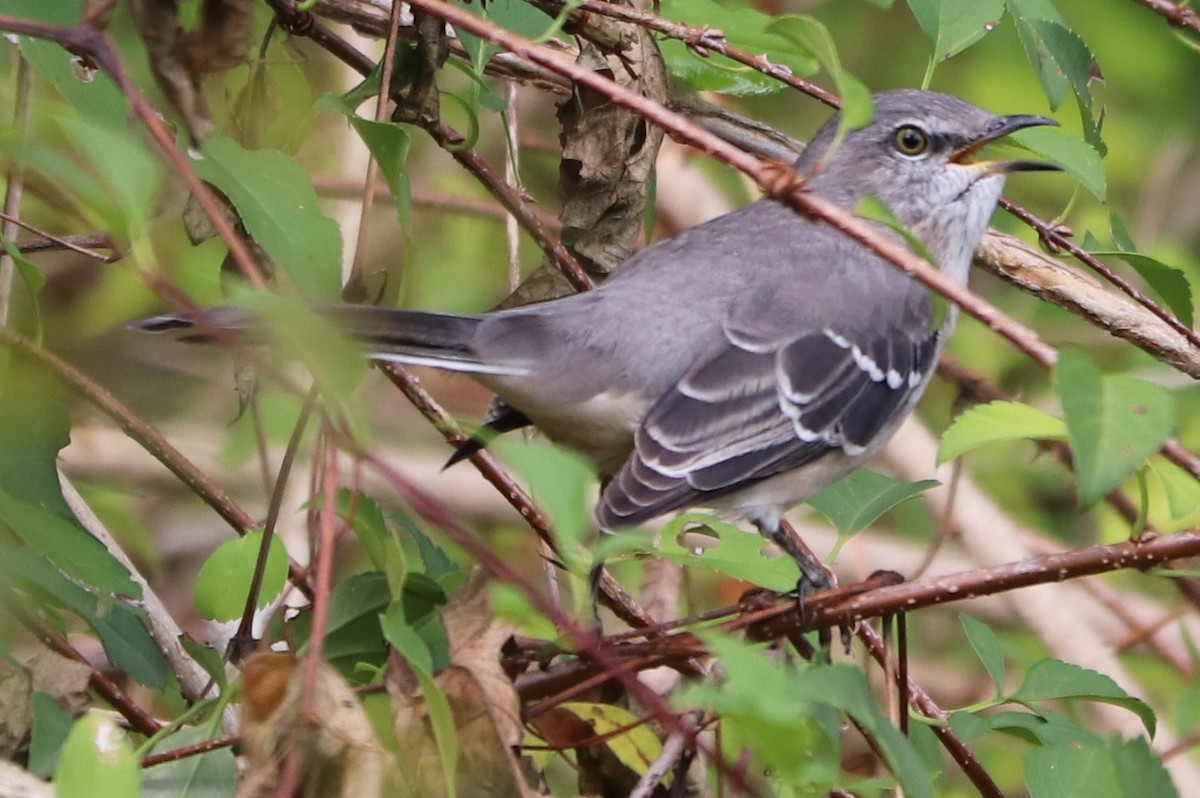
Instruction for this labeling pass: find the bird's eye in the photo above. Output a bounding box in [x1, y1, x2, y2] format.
[893, 125, 930, 157]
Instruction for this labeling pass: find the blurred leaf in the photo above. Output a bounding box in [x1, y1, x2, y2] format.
[225, 59, 314, 153]
[907, 0, 1004, 66]
[1088, 250, 1193, 328]
[560, 702, 664, 779]
[29, 691, 73, 779]
[350, 117, 413, 235]
[1109, 213, 1138, 252]
[659, 0, 819, 96]
[142, 725, 238, 798]
[960, 614, 1006, 696]
[1012, 658, 1156, 737]
[0, 358, 73, 518]
[984, 709, 1099, 747]
[303, 571, 391, 676]
[1, 236, 44, 340]
[193, 530, 288, 622]
[0, 493, 137, 596]
[453, 0, 555, 70]
[1025, 736, 1174, 798]
[1012, 126, 1106, 200]
[339, 490, 406, 594]
[55, 714, 140, 798]
[228, 291, 371, 443]
[807, 470, 938, 537]
[767, 16, 873, 128]
[938, 400, 1067, 464]
[654, 513, 799, 591]
[1055, 350, 1176, 506]
[495, 440, 592, 571]
[1149, 456, 1200, 521]
[58, 114, 159, 237]
[192, 136, 342, 299]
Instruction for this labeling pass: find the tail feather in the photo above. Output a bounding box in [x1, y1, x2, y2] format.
[132, 305, 528, 376]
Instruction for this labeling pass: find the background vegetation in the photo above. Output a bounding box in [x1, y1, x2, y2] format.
[0, 0, 1198, 795]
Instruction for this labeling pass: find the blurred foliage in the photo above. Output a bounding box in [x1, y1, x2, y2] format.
[0, 0, 1197, 795]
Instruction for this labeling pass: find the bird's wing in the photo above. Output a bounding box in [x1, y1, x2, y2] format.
[596, 319, 940, 528]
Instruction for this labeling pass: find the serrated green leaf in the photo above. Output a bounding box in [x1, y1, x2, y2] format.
[1025, 736, 1175, 798]
[1055, 350, 1176, 506]
[192, 136, 342, 299]
[659, 0, 819, 97]
[2, 550, 166, 688]
[1088, 250, 1193, 328]
[55, 714, 140, 798]
[0, 493, 137, 596]
[960, 614, 1006, 696]
[193, 530, 288, 622]
[807, 470, 939, 538]
[1012, 658, 1156, 737]
[1012, 126, 1105, 200]
[907, 0, 1005, 64]
[938, 400, 1067, 464]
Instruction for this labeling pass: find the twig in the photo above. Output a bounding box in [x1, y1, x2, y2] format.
[1129, 0, 1200, 34]
[628, 716, 697, 798]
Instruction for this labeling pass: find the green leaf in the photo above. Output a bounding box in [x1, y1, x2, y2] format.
[938, 400, 1067, 464]
[56, 114, 160, 239]
[339, 490, 406, 594]
[1012, 126, 1106, 201]
[766, 16, 874, 129]
[1012, 658, 1156, 737]
[960, 614, 1006, 696]
[1055, 350, 1176, 506]
[907, 0, 1005, 64]
[495, 440, 592, 571]
[2, 550, 166, 688]
[141, 726, 238, 798]
[658, 0, 819, 97]
[1025, 736, 1175, 798]
[29, 691, 74, 779]
[193, 530, 289, 622]
[1087, 250, 1194, 328]
[807, 470, 939, 537]
[1149, 456, 1200, 521]
[1007, 0, 1100, 148]
[350, 118, 413, 235]
[192, 136, 342, 299]
[1, 236, 44, 340]
[0, 493, 137, 596]
[55, 714, 140, 798]
[653, 514, 800, 591]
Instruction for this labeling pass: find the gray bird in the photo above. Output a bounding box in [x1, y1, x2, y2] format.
[139, 90, 1059, 593]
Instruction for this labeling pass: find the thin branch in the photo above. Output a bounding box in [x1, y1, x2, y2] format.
[1129, 0, 1200, 34]
[0, 47, 32, 327]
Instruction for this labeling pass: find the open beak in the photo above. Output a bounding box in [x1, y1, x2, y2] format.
[951, 114, 1063, 173]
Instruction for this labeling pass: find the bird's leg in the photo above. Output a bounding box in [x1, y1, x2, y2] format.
[756, 516, 836, 651]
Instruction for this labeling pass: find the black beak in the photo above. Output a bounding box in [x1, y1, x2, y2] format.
[952, 114, 1063, 173]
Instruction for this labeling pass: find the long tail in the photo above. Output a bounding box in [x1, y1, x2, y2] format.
[133, 305, 525, 376]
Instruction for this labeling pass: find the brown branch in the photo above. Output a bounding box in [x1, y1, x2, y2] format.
[1001, 199, 1200, 354]
[1129, 0, 1200, 34]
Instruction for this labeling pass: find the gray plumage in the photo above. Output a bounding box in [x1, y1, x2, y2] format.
[137, 90, 1058, 590]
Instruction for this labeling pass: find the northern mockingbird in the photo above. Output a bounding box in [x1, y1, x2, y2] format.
[139, 90, 1059, 593]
